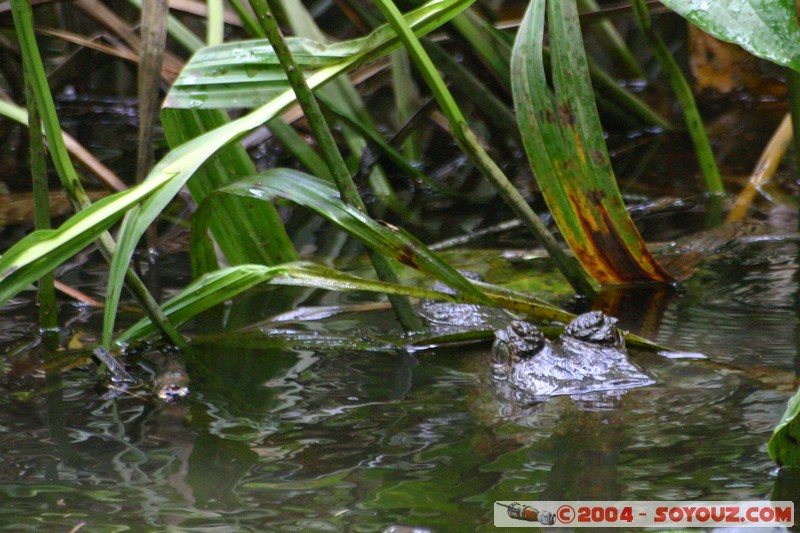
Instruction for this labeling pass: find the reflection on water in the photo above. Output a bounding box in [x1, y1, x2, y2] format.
[0, 239, 797, 530]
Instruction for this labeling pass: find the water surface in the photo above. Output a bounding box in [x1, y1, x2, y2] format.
[0, 239, 796, 531]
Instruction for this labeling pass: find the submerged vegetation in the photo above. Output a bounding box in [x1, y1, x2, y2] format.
[3, 0, 800, 468]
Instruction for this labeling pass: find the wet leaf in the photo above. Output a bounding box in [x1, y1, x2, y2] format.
[165, 0, 474, 109]
[769, 386, 800, 467]
[660, 0, 800, 72]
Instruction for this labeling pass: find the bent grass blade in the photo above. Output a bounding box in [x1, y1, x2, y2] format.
[117, 261, 573, 342]
[190, 169, 492, 304]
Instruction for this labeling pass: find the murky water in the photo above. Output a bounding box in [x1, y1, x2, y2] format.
[0, 237, 797, 531]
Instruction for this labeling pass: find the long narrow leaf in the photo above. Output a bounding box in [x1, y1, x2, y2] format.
[191, 169, 492, 303]
[118, 261, 574, 342]
[511, 0, 672, 285]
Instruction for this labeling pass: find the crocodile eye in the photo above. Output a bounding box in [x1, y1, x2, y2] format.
[507, 321, 546, 356]
[509, 320, 544, 349]
[565, 311, 620, 345]
[492, 320, 546, 364]
[509, 320, 542, 341]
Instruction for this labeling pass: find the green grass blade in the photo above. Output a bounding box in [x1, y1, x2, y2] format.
[191, 169, 491, 303]
[118, 261, 574, 342]
[631, 0, 723, 197]
[511, 0, 673, 285]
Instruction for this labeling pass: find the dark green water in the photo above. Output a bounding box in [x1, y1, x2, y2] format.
[0, 238, 797, 531]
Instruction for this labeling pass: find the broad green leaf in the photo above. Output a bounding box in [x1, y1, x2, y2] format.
[191, 169, 492, 304]
[769, 386, 800, 466]
[165, 0, 474, 109]
[511, 0, 673, 284]
[660, 0, 800, 72]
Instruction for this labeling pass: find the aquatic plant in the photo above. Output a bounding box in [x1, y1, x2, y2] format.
[2, 0, 675, 347]
[3, 0, 800, 465]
